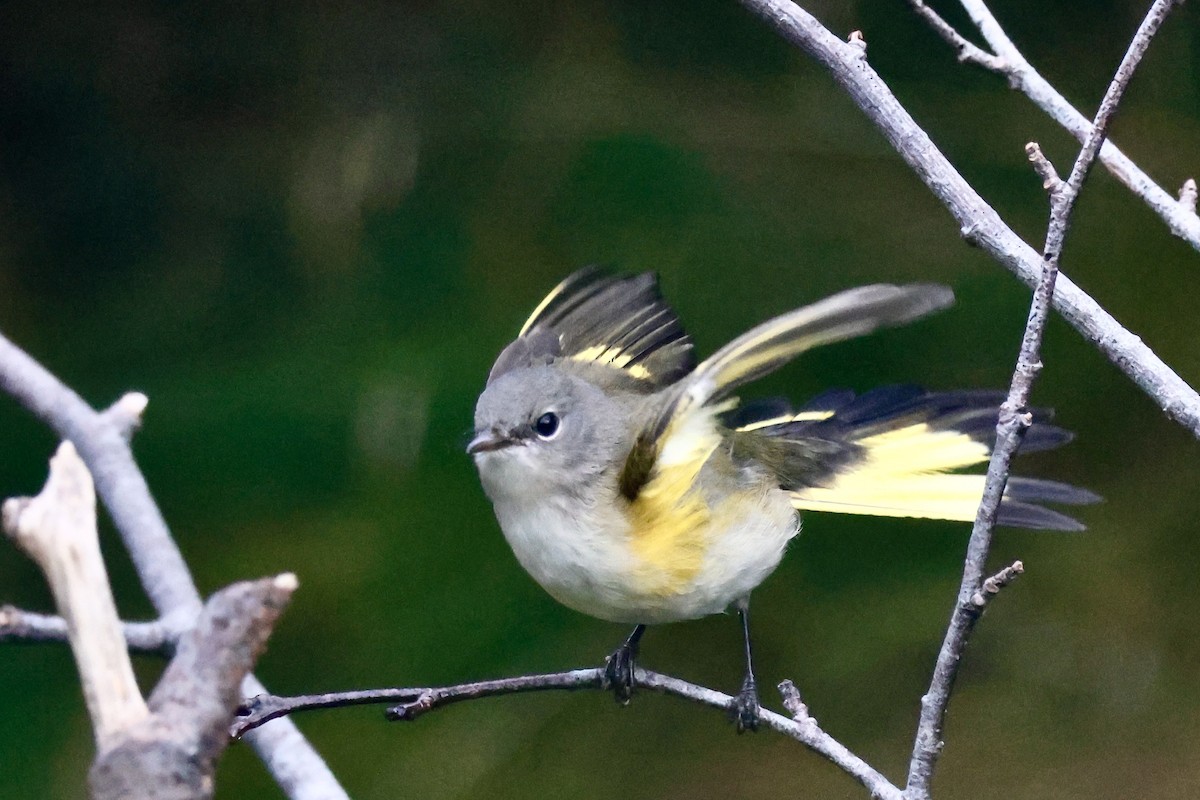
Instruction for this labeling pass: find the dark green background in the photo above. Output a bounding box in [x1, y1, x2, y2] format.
[2, 1, 1198, 797]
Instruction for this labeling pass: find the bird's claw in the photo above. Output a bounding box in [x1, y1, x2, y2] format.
[732, 677, 761, 733]
[603, 643, 637, 705]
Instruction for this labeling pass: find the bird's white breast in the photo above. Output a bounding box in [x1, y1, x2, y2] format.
[475, 446, 800, 624]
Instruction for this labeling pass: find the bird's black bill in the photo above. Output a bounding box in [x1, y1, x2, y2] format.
[466, 431, 516, 455]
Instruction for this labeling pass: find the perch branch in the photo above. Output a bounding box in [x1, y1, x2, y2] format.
[908, 0, 1200, 250]
[907, 3, 1173, 796]
[735, 0, 1200, 440]
[236, 667, 904, 800]
[0, 334, 348, 800]
[0, 605, 174, 655]
[3, 442, 149, 748]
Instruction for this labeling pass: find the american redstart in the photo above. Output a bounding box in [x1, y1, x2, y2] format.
[468, 268, 1096, 730]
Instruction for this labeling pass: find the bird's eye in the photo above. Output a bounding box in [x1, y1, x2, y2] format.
[534, 412, 561, 439]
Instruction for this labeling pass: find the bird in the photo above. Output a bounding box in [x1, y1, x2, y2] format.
[467, 267, 1096, 731]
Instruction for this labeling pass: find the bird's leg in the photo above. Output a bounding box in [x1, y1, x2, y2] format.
[732, 599, 760, 732]
[603, 624, 646, 704]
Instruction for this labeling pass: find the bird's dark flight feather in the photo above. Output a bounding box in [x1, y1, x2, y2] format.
[488, 267, 696, 389]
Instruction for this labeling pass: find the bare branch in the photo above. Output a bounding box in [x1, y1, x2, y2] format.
[912, 0, 1200, 250]
[5, 445, 298, 800]
[777, 679, 824, 742]
[904, 0, 1006, 71]
[1025, 142, 1063, 197]
[236, 668, 904, 800]
[100, 392, 148, 443]
[0, 335, 201, 615]
[0, 332, 348, 800]
[3, 442, 149, 747]
[907, 4, 1176, 796]
[971, 560, 1024, 608]
[1051, 0, 1171, 219]
[90, 574, 297, 800]
[735, 0, 1200, 440]
[0, 605, 173, 655]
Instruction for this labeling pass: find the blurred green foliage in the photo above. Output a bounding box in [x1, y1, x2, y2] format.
[1, 1, 1199, 797]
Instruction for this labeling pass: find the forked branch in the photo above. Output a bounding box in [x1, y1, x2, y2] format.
[735, 0, 1200, 442]
[0, 334, 348, 800]
[908, 1, 1176, 796]
[908, 0, 1200, 251]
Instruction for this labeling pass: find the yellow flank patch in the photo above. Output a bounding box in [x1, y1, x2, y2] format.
[790, 423, 993, 521]
[570, 344, 653, 379]
[626, 407, 724, 596]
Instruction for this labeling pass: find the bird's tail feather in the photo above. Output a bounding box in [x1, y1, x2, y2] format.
[730, 386, 1099, 531]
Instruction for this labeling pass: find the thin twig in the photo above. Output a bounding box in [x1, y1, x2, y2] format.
[236, 667, 904, 800]
[917, 0, 1200, 250]
[777, 679, 824, 741]
[0, 334, 348, 800]
[735, 0, 1200, 440]
[1025, 143, 1063, 197]
[904, 0, 1006, 70]
[100, 392, 148, 443]
[1179, 178, 1197, 215]
[971, 560, 1024, 607]
[0, 605, 174, 655]
[906, 3, 1176, 796]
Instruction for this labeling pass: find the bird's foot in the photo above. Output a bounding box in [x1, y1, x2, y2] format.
[731, 676, 761, 733]
[603, 642, 637, 705]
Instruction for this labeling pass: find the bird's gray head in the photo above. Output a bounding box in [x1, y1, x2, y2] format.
[469, 365, 627, 502]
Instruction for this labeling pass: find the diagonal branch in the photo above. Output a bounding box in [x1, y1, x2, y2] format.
[91, 574, 298, 800]
[735, 0, 1200, 441]
[4, 442, 150, 746]
[906, 2, 1177, 796]
[235, 668, 905, 800]
[0, 336, 348, 800]
[908, 0, 1200, 251]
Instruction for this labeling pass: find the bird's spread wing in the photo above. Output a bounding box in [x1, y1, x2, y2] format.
[488, 267, 696, 389]
[618, 284, 956, 500]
